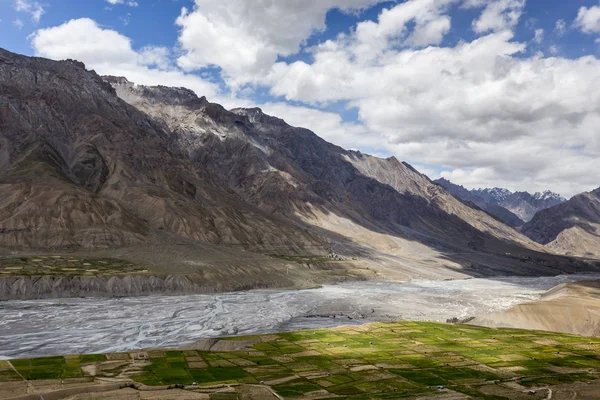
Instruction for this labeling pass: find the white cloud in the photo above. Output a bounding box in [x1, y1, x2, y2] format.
[259, 103, 380, 152]
[13, 0, 44, 23]
[174, 0, 528, 86]
[105, 0, 139, 6]
[468, 0, 525, 34]
[574, 6, 600, 34]
[353, 0, 458, 53]
[30, 18, 219, 99]
[175, 0, 388, 87]
[555, 19, 566, 36]
[139, 46, 171, 70]
[32, 18, 138, 65]
[533, 28, 544, 44]
[13, 18, 24, 30]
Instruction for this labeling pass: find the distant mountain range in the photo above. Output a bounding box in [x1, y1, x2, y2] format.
[472, 187, 566, 222]
[435, 178, 600, 258]
[435, 178, 566, 226]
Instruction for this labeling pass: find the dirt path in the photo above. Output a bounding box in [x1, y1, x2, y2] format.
[6, 360, 40, 398]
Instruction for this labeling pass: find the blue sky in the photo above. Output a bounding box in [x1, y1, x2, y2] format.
[2, 1, 598, 60]
[1, 0, 600, 197]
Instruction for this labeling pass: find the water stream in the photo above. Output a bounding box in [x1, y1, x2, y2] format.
[1, 274, 597, 358]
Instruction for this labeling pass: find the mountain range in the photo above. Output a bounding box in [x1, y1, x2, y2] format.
[0, 48, 596, 287]
[435, 178, 566, 225]
[523, 188, 600, 257]
[435, 177, 600, 259]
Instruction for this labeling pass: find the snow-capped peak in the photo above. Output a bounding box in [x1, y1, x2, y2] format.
[533, 190, 565, 202]
[473, 187, 513, 202]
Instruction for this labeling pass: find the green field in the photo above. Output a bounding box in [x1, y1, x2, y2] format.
[4, 322, 600, 399]
[0, 255, 150, 277]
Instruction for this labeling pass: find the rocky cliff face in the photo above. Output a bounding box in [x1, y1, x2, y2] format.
[0, 272, 315, 300]
[0, 48, 590, 282]
[0, 275, 203, 300]
[522, 188, 600, 257]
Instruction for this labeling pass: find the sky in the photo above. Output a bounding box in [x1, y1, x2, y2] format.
[1, 0, 600, 198]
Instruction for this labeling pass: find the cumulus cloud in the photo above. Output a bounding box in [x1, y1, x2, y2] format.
[468, 0, 525, 34]
[574, 5, 600, 34]
[260, 103, 379, 152]
[30, 18, 219, 99]
[139, 46, 171, 70]
[32, 18, 137, 65]
[352, 0, 457, 54]
[174, 0, 528, 85]
[175, 0, 388, 87]
[13, 0, 44, 23]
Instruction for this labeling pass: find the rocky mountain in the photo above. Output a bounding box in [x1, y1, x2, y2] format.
[435, 178, 525, 227]
[0, 50, 323, 253]
[470, 187, 512, 204]
[436, 179, 566, 223]
[0, 48, 592, 285]
[473, 188, 566, 222]
[522, 188, 600, 257]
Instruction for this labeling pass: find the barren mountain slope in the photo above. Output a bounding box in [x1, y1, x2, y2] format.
[522, 188, 600, 257]
[106, 76, 593, 278]
[114, 81, 530, 244]
[0, 49, 322, 252]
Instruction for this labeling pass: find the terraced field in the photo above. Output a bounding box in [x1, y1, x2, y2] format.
[0, 256, 150, 277]
[3, 322, 600, 399]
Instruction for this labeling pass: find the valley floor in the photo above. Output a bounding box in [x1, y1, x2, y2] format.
[3, 322, 600, 399]
[3, 275, 598, 359]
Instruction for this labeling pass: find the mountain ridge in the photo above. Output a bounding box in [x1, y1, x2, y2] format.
[435, 178, 566, 223]
[0, 48, 594, 288]
[522, 187, 600, 257]
[434, 178, 525, 227]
